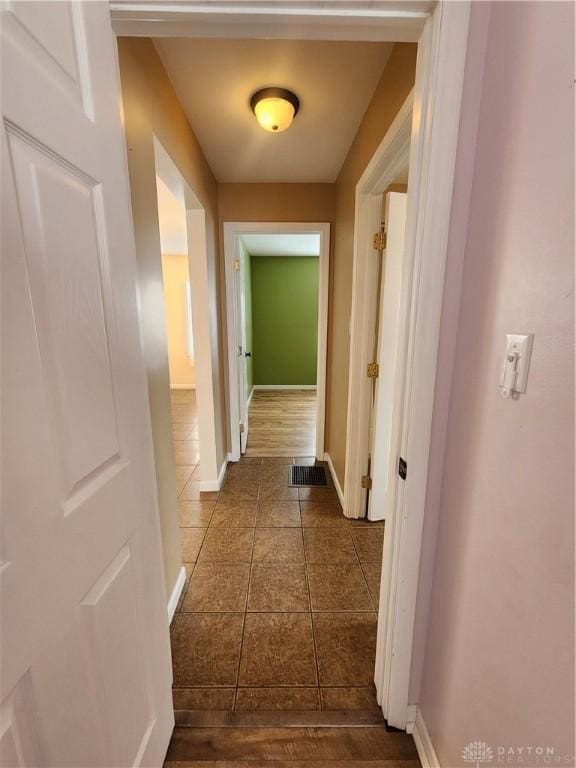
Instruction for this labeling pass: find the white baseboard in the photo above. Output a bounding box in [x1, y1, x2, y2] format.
[167, 565, 186, 625]
[323, 452, 345, 508]
[197, 454, 229, 491]
[253, 384, 317, 390]
[247, 386, 255, 406]
[412, 708, 441, 768]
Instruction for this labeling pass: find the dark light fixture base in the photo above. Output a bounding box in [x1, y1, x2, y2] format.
[250, 87, 300, 117]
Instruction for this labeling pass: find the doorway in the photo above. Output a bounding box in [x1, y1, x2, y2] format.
[153, 138, 221, 492]
[114, 0, 473, 742]
[224, 223, 330, 462]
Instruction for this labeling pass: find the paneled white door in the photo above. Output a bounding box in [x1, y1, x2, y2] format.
[368, 192, 407, 521]
[1, 3, 173, 766]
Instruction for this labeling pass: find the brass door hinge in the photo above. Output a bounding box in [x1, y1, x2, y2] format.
[233, 258, 240, 271]
[239, 423, 244, 434]
[361, 474, 372, 490]
[373, 229, 387, 251]
[367, 362, 379, 379]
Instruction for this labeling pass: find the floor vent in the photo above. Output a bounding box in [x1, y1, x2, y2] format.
[289, 465, 328, 487]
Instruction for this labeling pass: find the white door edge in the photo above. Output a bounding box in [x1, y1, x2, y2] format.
[341, 1, 472, 729]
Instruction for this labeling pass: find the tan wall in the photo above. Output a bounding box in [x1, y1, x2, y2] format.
[326, 43, 417, 486]
[218, 183, 336, 223]
[118, 37, 227, 599]
[161, 254, 195, 389]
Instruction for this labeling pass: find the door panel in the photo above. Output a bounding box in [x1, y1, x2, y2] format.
[7, 132, 120, 492]
[368, 192, 407, 521]
[1, 3, 173, 766]
[4, 1, 89, 113]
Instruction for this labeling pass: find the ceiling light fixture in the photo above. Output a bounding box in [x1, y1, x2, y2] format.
[250, 87, 300, 133]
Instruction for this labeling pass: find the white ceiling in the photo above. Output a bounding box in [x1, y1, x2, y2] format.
[156, 176, 188, 254]
[153, 38, 393, 183]
[241, 233, 320, 257]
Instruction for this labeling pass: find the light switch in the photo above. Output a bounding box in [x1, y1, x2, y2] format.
[499, 333, 534, 399]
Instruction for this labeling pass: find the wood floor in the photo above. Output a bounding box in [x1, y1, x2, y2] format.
[246, 390, 316, 457]
[164, 725, 421, 766]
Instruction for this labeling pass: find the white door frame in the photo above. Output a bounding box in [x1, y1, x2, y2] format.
[154, 138, 221, 490]
[223, 222, 330, 462]
[111, 0, 471, 732]
[343, 4, 471, 729]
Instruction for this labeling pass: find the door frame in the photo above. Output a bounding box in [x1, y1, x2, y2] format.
[154, 137, 221, 490]
[223, 221, 330, 462]
[344, 94, 413, 521]
[111, 0, 472, 734]
[343, 4, 471, 729]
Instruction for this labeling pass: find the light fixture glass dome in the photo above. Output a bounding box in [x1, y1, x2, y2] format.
[250, 88, 300, 133]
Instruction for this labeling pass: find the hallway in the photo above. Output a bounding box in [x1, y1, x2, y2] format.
[171, 391, 385, 714]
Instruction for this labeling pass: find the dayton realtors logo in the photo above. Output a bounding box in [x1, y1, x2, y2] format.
[461, 741, 573, 766]
[462, 741, 494, 767]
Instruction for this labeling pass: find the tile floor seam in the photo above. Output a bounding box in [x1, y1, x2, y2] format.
[233, 513, 257, 710]
[351, 535, 378, 614]
[302, 528, 322, 708]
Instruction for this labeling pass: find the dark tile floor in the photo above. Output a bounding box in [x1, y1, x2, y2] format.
[170, 391, 384, 713]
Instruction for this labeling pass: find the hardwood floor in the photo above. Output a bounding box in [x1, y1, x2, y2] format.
[246, 390, 316, 457]
[165, 725, 420, 766]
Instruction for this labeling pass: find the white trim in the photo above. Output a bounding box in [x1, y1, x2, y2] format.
[247, 385, 255, 407]
[323, 453, 345, 508]
[252, 384, 317, 391]
[110, 2, 429, 42]
[377, 1, 471, 731]
[223, 222, 330, 463]
[411, 709, 441, 768]
[197, 455, 229, 491]
[167, 566, 186, 625]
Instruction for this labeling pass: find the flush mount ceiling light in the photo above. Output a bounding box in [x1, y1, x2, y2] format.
[250, 87, 300, 133]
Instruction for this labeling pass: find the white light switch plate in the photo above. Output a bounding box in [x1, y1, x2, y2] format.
[501, 333, 534, 395]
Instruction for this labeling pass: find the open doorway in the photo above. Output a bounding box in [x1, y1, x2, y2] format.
[224, 223, 330, 463]
[114, 0, 471, 743]
[155, 176, 200, 478]
[153, 138, 221, 494]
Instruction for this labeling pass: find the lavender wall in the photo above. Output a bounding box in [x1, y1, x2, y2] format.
[413, 2, 575, 765]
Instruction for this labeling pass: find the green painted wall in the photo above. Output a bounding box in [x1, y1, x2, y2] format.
[251, 256, 319, 385]
[240, 242, 254, 392]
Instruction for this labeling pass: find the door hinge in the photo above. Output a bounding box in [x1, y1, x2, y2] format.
[239, 423, 244, 434]
[367, 362, 379, 379]
[361, 474, 372, 489]
[373, 228, 387, 251]
[233, 258, 240, 271]
[398, 457, 407, 480]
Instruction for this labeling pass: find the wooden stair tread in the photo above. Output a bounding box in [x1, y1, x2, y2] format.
[165, 761, 421, 767]
[165, 726, 419, 764]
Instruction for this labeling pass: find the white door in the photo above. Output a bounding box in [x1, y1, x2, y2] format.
[368, 192, 407, 521]
[236, 242, 250, 453]
[1, 3, 173, 767]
